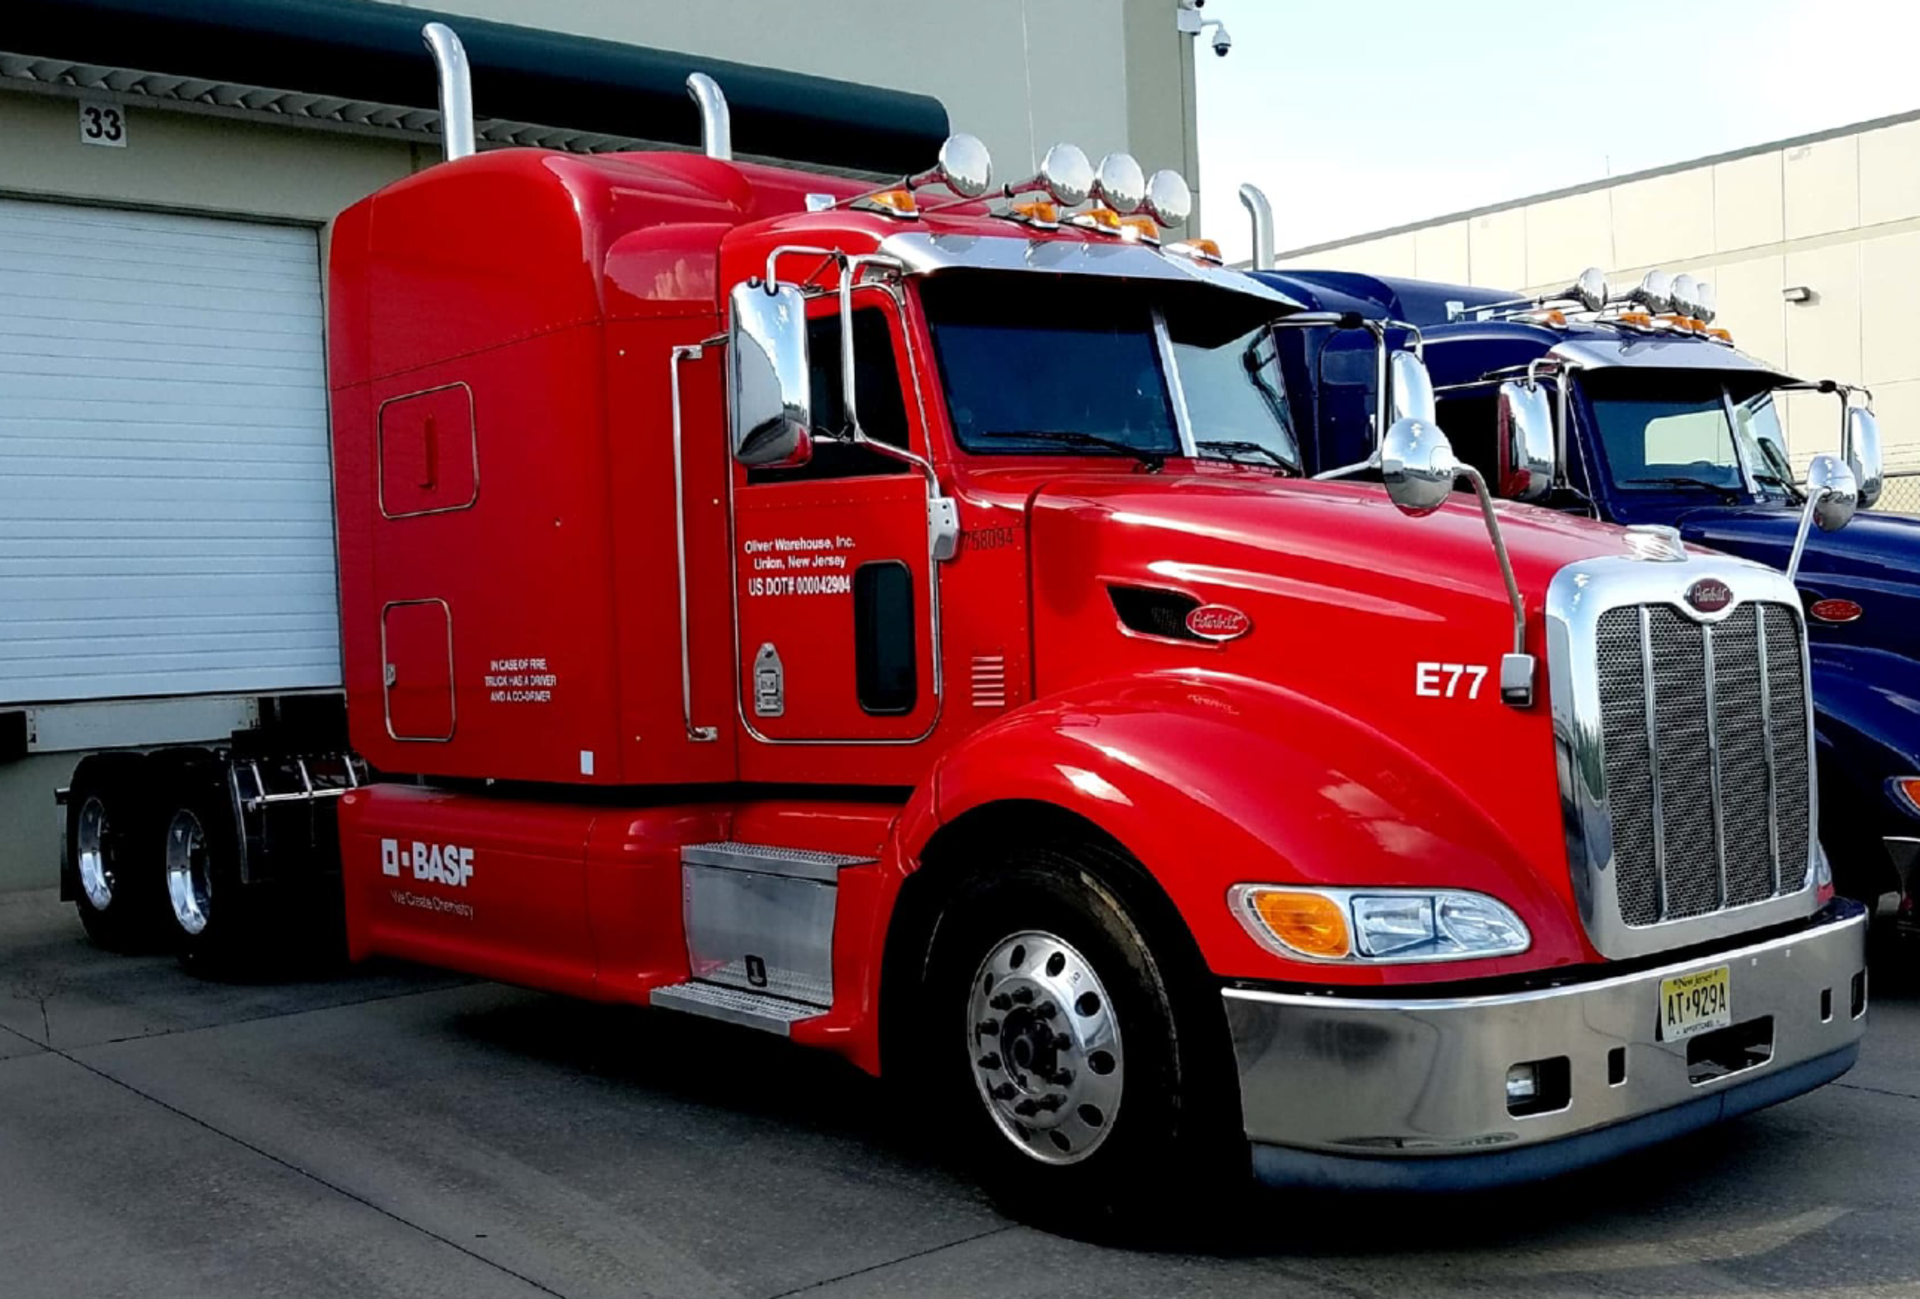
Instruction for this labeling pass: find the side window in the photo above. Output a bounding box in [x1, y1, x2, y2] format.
[854, 561, 916, 714]
[749, 306, 913, 484]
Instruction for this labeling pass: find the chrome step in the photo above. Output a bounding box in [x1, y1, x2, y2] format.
[681, 841, 876, 883]
[649, 980, 822, 1036]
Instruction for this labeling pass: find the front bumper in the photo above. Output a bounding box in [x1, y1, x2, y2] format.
[1225, 901, 1867, 1191]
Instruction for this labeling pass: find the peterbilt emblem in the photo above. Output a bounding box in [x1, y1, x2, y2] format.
[1809, 598, 1863, 624]
[1185, 605, 1251, 641]
[1684, 579, 1733, 614]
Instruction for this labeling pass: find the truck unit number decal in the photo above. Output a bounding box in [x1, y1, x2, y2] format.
[1415, 662, 1489, 700]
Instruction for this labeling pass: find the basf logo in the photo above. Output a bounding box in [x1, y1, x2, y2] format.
[380, 838, 476, 887]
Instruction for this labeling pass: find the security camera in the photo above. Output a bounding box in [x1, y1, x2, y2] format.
[1176, 0, 1205, 10]
[1210, 21, 1232, 55]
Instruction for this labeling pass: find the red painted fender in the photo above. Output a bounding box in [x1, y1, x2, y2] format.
[900, 669, 1590, 986]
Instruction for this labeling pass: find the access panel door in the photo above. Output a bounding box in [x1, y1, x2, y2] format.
[383, 598, 455, 741]
[731, 296, 939, 744]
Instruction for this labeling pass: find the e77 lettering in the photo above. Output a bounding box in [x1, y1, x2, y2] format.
[1415, 662, 1489, 700]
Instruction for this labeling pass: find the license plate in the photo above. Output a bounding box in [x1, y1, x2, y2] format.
[1659, 965, 1731, 1042]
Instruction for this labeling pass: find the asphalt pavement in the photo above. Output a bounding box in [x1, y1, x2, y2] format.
[4, 886, 1919, 1299]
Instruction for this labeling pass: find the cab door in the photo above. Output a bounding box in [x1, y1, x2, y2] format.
[731, 289, 940, 744]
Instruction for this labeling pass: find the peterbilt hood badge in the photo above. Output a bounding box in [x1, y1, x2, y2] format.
[1186, 604, 1251, 641]
[1685, 578, 1733, 614]
[1809, 597, 1863, 623]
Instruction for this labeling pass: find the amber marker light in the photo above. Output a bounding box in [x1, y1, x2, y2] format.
[1118, 214, 1160, 243]
[1232, 886, 1351, 959]
[1893, 776, 1920, 817]
[857, 188, 918, 217]
[1009, 199, 1059, 224]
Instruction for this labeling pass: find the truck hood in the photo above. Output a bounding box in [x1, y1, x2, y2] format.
[1675, 504, 1920, 660]
[1014, 468, 1782, 963]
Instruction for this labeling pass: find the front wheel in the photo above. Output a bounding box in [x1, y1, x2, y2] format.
[920, 847, 1243, 1236]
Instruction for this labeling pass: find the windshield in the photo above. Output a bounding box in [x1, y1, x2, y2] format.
[1584, 373, 1754, 496]
[919, 274, 1180, 458]
[917, 272, 1299, 469]
[1733, 391, 1799, 498]
[1169, 315, 1301, 472]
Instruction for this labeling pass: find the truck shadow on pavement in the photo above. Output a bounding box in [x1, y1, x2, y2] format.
[441, 984, 1907, 1283]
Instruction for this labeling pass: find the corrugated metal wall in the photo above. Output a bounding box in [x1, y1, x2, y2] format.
[0, 197, 340, 704]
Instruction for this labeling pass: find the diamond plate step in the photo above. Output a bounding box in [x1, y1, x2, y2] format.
[681, 841, 877, 883]
[649, 981, 823, 1036]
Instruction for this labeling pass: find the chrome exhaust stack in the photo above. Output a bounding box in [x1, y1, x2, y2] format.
[687, 72, 732, 160]
[421, 22, 476, 161]
[1239, 182, 1275, 271]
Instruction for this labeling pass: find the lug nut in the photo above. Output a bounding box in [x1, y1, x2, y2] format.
[1052, 1068, 1074, 1086]
[991, 1083, 1016, 1101]
[1053, 1032, 1071, 1051]
[1011, 987, 1035, 1005]
[975, 1018, 999, 1036]
[989, 994, 1012, 1012]
[977, 1053, 1002, 1071]
[1013, 1099, 1039, 1117]
[1039, 1094, 1066, 1111]
[1034, 1000, 1057, 1020]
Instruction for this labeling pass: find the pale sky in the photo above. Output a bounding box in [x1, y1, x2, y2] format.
[1194, 0, 1920, 262]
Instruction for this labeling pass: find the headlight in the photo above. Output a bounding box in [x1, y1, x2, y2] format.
[1230, 885, 1531, 963]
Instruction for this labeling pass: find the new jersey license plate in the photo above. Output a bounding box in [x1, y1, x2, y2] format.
[1659, 965, 1731, 1042]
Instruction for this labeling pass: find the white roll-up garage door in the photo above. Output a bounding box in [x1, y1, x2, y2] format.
[0, 197, 340, 705]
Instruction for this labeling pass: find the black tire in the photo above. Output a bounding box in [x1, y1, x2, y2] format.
[152, 755, 257, 976]
[66, 753, 167, 952]
[917, 843, 1244, 1239]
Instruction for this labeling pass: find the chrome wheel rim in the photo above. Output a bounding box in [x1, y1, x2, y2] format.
[164, 810, 211, 936]
[76, 796, 113, 911]
[967, 930, 1123, 1165]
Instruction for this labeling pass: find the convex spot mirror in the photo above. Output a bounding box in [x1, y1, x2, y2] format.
[1091, 152, 1146, 214]
[1806, 453, 1860, 532]
[1388, 350, 1438, 426]
[933, 133, 992, 199]
[1036, 142, 1094, 208]
[1846, 405, 1884, 509]
[1381, 417, 1459, 517]
[727, 281, 813, 468]
[1496, 380, 1556, 502]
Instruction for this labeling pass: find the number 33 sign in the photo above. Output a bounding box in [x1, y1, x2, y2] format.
[79, 102, 127, 148]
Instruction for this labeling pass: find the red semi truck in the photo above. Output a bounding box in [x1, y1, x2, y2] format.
[58, 26, 1867, 1225]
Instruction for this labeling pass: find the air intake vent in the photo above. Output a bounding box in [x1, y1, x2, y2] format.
[1108, 586, 1202, 641]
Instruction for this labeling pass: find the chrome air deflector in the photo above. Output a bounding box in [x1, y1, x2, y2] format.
[875, 231, 1305, 308]
[1547, 337, 1795, 384]
[1547, 552, 1822, 960]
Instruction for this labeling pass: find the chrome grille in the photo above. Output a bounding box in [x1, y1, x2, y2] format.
[1594, 600, 1810, 927]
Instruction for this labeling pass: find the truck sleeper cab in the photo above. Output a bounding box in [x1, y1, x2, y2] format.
[61, 49, 1863, 1230]
[315, 131, 1867, 1224]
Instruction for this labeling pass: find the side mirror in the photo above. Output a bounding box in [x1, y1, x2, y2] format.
[1846, 405, 1883, 509]
[1787, 453, 1859, 583]
[727, 282, 813, 468]
[1808, 454, 1860, 533]
[1380, 417, 1458, 517]
[1496, 380, 1556, 502]
[1387, 350, 1437, 425]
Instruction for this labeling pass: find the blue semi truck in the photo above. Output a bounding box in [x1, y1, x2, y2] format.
[1231, 186, 1917, 920]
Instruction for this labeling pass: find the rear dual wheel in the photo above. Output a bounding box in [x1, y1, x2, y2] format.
[155, 757, 253, 974]
[66, 753, 165, 951]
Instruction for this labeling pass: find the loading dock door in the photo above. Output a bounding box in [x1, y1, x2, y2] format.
[0, 197, 340, 705]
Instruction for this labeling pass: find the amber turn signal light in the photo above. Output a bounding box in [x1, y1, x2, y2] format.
[1240, 887, 1351, 959]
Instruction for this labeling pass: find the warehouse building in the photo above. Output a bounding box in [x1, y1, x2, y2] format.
[0, 0, 1201, 890]
[1270, 109, 1920, 476]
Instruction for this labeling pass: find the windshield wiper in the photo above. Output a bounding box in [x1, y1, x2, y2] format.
[1196, 439, 1299, 476]
[1750, 470, 1804, 501]
[978, 429, 1166, 471]
[1620, 475, 1744, 499]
